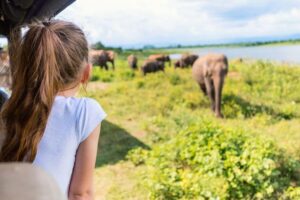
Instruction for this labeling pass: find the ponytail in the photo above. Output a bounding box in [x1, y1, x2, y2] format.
[0, 20, 88, 162]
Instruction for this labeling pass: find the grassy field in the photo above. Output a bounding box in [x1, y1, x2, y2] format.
[82, 57, 300, 199]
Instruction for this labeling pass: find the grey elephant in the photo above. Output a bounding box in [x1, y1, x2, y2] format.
[175, 54, 199, 68]
[174, 60, 181, 68]
[127, 54, 138, 70]
[148, 54, 171, 67]
[90, 50, 115, 70]
[141, 60, 165, 76]
[192, 53, 228, 118]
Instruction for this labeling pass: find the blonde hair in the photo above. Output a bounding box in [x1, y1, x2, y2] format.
[0, 20, 89, 162]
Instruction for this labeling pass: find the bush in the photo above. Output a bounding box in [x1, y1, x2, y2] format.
[169, 74, 182, 85]
[120, 70, 135, 81]
[281, 187, 300, 200]
[128, 121, 299, 199]
[90, 74, 100, 81]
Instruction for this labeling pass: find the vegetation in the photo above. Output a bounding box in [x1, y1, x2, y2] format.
[157, 38, 300, 50]
[128, 122, 299, 199]
[83, 57, 300, 199]
[91, 38, 300, 53]
[91, 41, 123, 54]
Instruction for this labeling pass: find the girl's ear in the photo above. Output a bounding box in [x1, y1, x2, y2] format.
[81, 63, 92, 84]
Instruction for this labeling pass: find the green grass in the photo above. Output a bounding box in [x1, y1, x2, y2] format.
[82, 58, 300, 199]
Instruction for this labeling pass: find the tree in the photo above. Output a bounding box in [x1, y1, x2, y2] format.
[92, 41, 105, 50]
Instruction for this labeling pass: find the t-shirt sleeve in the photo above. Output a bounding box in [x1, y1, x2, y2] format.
[76, 98, 107, 143]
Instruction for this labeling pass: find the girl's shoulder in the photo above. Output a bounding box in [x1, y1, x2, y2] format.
[54, 96, 107, 142]
[55, 96, 106, 120]
[55, 96, 102, 111]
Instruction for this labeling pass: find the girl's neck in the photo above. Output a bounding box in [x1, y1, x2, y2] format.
[57, 84, 80, 98]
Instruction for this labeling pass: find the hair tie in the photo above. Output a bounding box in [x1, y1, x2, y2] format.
[42, 21, 51, 27]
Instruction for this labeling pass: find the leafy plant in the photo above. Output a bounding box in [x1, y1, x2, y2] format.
[128, 121, 300, 199]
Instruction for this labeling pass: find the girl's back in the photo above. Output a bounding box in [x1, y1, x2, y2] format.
[34, 96, 106, 193]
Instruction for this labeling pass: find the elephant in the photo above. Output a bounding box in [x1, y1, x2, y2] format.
[90, 50, 115, 70]
[141, 60, 165, 76]
[105, 50, 116, 69]
[174, 60, 181, 68]
[127, 54, 138, 70]
[175, 54, 199, 68]
[148, 54, 171, 67]
[192, 53, 228, 118]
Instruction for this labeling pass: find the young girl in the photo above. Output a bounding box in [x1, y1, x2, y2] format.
[0, 20, 106, 199]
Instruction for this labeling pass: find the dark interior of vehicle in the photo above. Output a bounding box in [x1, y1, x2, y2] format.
[0, 0, 75, 37]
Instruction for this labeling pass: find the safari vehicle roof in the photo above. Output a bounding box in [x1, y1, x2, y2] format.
[0, 0, 75, 37]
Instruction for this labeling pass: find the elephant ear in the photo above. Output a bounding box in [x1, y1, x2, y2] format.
[108, 51, 114, 59]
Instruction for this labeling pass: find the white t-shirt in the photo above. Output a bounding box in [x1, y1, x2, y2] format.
[33, 96, 106, 194]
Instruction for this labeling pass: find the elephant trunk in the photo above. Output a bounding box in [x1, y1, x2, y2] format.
[213, 73, 225, 118]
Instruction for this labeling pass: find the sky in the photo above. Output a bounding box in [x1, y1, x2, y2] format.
[1, 0, 300, 48]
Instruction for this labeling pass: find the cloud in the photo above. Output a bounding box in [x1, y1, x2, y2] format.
[54, 0, 300, 47]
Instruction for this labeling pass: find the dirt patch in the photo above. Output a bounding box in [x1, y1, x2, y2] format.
[87, 82, 110, 91]
[132, 131, 147, 138]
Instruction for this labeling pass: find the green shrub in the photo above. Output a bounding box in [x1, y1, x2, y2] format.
[90, 74, 100, 81]
[136, 80, 145, 89]
[101, 73, 114, 82]
[281, 187, 300, 200]
[126, 147, 149, 166]
[128, 121, 299, 199]
[120, 70, 135, 81]
[169, 74, 182, 85]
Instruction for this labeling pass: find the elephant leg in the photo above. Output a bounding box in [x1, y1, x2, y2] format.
[198, 83, 207, 96]
[213, 74, 225, 118]
[111, 61, 115, 70]
[104, 63, 109, 70]
[204, 77, 215, 112]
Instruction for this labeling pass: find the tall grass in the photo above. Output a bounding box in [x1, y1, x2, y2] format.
[83, 58, 300, 199]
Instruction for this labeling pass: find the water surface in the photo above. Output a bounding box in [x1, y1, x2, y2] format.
[171, 45, 300, 63]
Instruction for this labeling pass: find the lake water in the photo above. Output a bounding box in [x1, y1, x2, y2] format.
[170, 45, 300, 64]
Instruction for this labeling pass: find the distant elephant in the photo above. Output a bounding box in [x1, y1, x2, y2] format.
[141, 60, 165, 76]
[105, 50, 116, 69]
[174, 60, 181, 68]
[175, 54, 199, 68]
[90, 50, 115, 70]
[192, 53, 228, 118]
[127, 54, 138, 70]
[148, 54, 171, 67]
